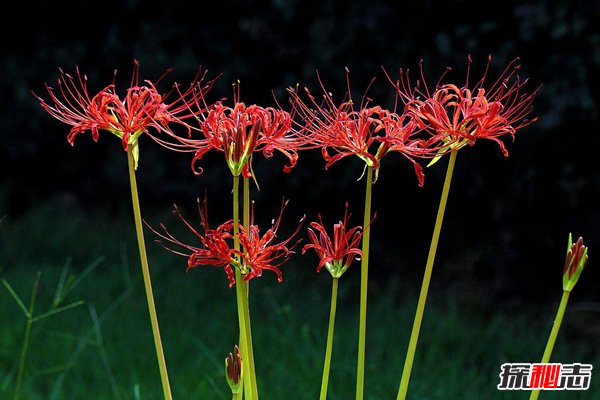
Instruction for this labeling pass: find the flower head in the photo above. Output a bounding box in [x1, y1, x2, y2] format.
[289, 69, 441, 185]
[147, 198, 237, 287]
[302, 202, 364, 278]
[370, 109, 444, 186]
[562, 233, 589, 292]
[35, 60, 215, 168]
[156, 82, 307, 178]
[147, 198, 303, 286]
[235, 200, 305, 282]
[225, 345, 242, 395]
[386, 55, 539, 163]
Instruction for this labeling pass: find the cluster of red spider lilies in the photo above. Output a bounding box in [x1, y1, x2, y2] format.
[35, 55, 547, 400]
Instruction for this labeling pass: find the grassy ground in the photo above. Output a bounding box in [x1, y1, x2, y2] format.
[1, 200, 598, 399]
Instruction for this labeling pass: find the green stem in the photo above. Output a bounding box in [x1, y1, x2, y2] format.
[240, 279, 258, 400]
[236, 179, 247, 400]
[242, 176, 259, 399]
[540, 291, 571, 363]
[320, 278, 339, 400]
[356, 165, 374, 400]
[13, 271, 41, 400]
[528, 290, 571, 400]
[127, 148, 172, 400]
[244, 176, 250, 231]
[396, 150, 457, 400]
[233, 176, 257, 400]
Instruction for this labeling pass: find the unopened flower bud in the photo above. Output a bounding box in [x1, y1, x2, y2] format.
[562, 233, 589, 292]
[225, 345, 242, 395]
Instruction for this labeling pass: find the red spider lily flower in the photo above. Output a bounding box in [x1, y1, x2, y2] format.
[147, 198, 303, 286]
[34, 60, 215, 168]
[386, 55, 539, 163]
[156, 83, 307, 177]
[302, 202, 364, 278]
[235, 200, 305, 282]
[288, 71, 385, 169]
[562, 233, 589, 292]
[288, 69, 440, 185]
[225, 345, 242, 395]
[146, 198, 237, 287]
[371, 109, 446, 186]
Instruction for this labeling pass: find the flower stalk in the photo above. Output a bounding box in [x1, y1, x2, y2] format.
[528, 291, 570, 400]
[241, 176, 259, 400]
[539, 291, 571, 364]
[232, 175, 258, 400]
[320, 277, 339, 400]
[396, 150, 457, 400]
[356, 165, 374, 400]
[529, 234, 588, 400]
[303, 202, 364, 399]
[127, 146, 172, 400]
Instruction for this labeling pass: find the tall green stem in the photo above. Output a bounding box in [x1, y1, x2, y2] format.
[13, 271, 41, 400]
[396, 150, 457, 400]
[242, 176, 258, 399]
[528, 290, 571, 400]
[320, 277, 339, 400]
[127, 148, 172, 400]
[241, 284, 257, 400]
[243, 176, 250, 230]
[356, 165, 374, 400]
[233, 176, 258, 400]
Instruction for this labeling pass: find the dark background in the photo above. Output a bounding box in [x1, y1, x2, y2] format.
[2, 0, 599, 316]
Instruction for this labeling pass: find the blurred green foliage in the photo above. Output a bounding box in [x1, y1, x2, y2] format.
[1, 207, 598, 398]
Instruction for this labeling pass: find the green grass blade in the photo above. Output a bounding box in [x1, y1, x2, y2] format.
[45, 331, 99, 347]
[89, 304, 122, 400]
[205, 375, 228, 400]
[1, 366, 15, 391]
[59, 256, 105, 302]
[52, 260, 71, 307]
[31, 301, 85, 323]
[133, 384, 141, 400]
[2, 279, 31, 319]
[33, 363, 75, 377]
[190, 336, 224, 372]
[49, 287, 131, 400]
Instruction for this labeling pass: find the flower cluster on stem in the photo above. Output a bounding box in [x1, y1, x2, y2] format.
[390, 55, 540, 400]
[35, 55, 553, 400]
[303, 202, 364, 279]
[154, 83, 310, 178]
[148, 198, 303, 287]
[34, 60, 215, 168]
[288, 69, 446, 185]
[386, 55, 539, 164]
